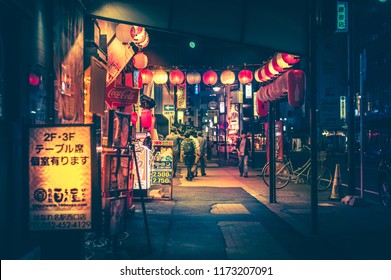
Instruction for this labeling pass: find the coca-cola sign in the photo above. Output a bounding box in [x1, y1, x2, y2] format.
[106, 84, 139, 107]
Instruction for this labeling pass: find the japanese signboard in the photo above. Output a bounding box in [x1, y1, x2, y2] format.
[133, 132, 150, 191]
[336, 1, 348, 33]
[29, 125, 93, 231]
[176, 84, 187, 109]
[264, 121, 284, 163]
[151, 140, 173, 185]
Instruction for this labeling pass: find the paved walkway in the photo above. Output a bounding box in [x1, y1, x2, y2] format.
[86, 160, 391, 260]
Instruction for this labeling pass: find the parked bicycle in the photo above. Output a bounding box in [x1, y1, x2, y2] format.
[262, 145, 333, 191]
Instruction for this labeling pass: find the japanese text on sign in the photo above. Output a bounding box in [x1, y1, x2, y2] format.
[29, 126, 93, 231]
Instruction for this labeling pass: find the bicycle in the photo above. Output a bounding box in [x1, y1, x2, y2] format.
[261, 145, 333, 191]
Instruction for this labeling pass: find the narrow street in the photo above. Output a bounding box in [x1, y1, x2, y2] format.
[86, 161, 391, 260]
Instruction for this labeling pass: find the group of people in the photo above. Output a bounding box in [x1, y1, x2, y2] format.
[165, 127, 207, 181]
[165, 127, 251, 180]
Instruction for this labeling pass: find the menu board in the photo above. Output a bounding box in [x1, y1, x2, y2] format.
[151, 140, 173, 185]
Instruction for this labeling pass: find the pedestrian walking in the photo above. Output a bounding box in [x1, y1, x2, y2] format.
[165, 127, 182, 178]
[236, 131, 251, 177]
[197, 131, 207, 176]
[190, 129, 200, 176]
[180, 131, 196, 181]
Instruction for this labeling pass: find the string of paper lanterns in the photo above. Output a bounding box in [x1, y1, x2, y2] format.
[256, 53, 300, 83]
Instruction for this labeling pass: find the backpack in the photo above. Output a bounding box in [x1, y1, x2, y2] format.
[182, 138, 195, 156]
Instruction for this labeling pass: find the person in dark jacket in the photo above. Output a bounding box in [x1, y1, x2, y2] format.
[236, 132, 251, 177]
[165, 127, 182, 178]
[180, 131, 196, 181]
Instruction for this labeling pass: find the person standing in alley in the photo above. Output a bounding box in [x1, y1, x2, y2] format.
[190, 129, 200, 176]
[236, 131, 251, 177]
[180, 131, 196, 181]
[165, 127, 182, 178]
[206, 137, 213, 160]
[197, 131, 207, 176]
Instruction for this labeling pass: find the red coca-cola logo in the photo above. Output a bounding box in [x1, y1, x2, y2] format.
[106, 84, 139, 107]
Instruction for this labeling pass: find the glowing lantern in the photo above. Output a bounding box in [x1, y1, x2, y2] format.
[153, 69, 168, 84]
[268, 60, 280, 76]
[276, 53, 300, 69]
[254, 68, 262, 83]
[169, 69, 185, 85]
[135, 32, 149, 49]
[29, 73, 40, 86]
[202, 70, 218, 86]
[132, 51, 148, 69]
[131, 112, 138, 125]
[115, 24, 132, 42]
[271, 56, 285, 73]
[259, 67, 271, 82]
[130, 25, 146, 42]
[238, 69, 253, 85]
[264, 65, 276, 80]
[140, 108, 152, 128]
[220, 70, 235, 85]
[186, 71, 201, 85]
[139, 69, 154, 85]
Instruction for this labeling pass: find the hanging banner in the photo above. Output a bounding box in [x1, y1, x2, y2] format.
[28, 125, 94, 231]
[176, 83, 187, 110]
[264, 121, 284, 163]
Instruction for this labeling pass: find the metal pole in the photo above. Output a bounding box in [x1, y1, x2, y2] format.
[269, 101, 276, 203]
[309, 0, 318, 234]
[347, 8, 356, 196]
[173, 85, 177, 125]
[224, 87, 228, 165]
[131, 144, 152, 253]
[359, 52, 364, 199]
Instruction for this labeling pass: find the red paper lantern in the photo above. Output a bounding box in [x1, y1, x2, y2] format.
[130, 25, 146, 42]
[169, 69, 185, 85]
[276, 53, 300, 69]
[268, 60, 280, 76]
[263, 65, 276, 80]
[256, 97, 269, 117]
[29, 73, 40, 86]
[238, 69, 253, 85]
[135, 32, 150, 49]
[131, 112, 138, 125]
[202, 70, 218, 86]
[139, 69, 153, 85]
[140, 109, 152, 128]
[271, 55, 285, 73]
[133, 51, 148, 69]
[254, 69, 262, 83]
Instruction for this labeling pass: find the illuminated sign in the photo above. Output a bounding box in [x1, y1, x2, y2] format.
[219, 101, 225, 114]
[336, 1, 348, 33]
[151, 140, 173, 185]
[29, 125, 93, 231]
[245, 84, 252, 99]
[340, 96, 346, 120]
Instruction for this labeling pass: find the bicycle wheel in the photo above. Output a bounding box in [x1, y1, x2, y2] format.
[306, 163, 333, 191]
[262, 161, 291, 189]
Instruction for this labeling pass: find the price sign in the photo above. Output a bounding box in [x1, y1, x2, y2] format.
[151, 140, 173, 186]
